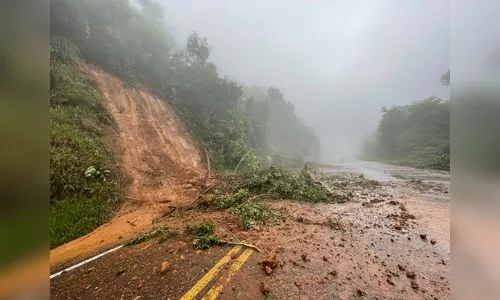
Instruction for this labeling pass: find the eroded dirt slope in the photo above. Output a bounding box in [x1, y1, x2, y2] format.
[50, 64, 207, 271]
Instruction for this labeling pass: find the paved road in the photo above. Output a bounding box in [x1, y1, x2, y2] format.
[324, 160, 450, 183]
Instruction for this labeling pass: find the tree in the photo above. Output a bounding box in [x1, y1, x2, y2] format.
[185, 31, 211, 67]
[441, 70, 450, 86]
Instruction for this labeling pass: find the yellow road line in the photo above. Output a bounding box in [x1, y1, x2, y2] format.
[201, 248, 254, 300]
[180, 246, 242, 300]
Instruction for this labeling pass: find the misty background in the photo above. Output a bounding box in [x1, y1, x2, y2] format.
[159, 0, 450, 162]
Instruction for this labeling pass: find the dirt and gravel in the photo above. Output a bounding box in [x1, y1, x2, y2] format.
[51, 166, 450, 300]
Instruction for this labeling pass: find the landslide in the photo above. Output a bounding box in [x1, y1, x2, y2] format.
[50, 63, 207, 271]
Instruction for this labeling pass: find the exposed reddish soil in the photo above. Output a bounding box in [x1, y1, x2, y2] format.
[50, 63, 208, 272]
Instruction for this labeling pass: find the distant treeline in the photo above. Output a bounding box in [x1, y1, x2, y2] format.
[360, 73, 450, 171]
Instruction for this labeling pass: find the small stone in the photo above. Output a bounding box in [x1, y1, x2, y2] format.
[430, 239, 437, 245]
[85, 267, 95, 274]
[394, 224, 402, 230]
[196, 250, 202, 255]
[323, 256, 328, 262]
[411, 280, 419, 290]
[179, 255, 185, 260]
[265, 265, 272, 275]
[231, 252, 237, 259]
[161, 261, 170, 274]
[387, 278, 394, 285]
[301, 254, 310, 262]
[406, 271, 416, 279]
[328, 270, 337, 277]
[260, 281, 270, 294]
[357, 288, 366, 296]
[294, 281, 301, 287]
[419, 234, 427, 240]
[398, 264, 405, 271]
[116, 269, 126, 276]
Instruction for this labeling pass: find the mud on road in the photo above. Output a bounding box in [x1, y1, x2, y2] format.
[50, 165, 450, 300]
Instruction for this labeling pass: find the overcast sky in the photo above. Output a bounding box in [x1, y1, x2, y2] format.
[159, 0, 450, 162]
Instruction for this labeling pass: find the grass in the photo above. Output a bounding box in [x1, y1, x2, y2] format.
[123, 225, 169, 246]
[185, 223, 224, 250]
[185, 223, 216, 236]
[50, 60, 123, 249]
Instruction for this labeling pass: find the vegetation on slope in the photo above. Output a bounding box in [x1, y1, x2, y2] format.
[49, 0, 322, 246]
[50, 0, 320, 171]
[360, 73, 450, 171]
[50, 43, 122, 248]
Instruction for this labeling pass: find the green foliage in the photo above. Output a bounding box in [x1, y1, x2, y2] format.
[193, 234, 223, 250]
[361, 97, 450, 171]
[230, 203, 282, 230]
[123, 225, 169, 246]
[49, 60, 122, 249]
[213, 189, 251, 210]
[185, 223, 222, 249]
[212, 165, 339, 229]
[185, 223, 216, 236]
[236, 166, 334, 203]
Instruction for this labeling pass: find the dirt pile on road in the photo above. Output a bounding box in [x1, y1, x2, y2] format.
[50, 63, 207, 271]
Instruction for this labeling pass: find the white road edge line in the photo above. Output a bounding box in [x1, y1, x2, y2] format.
[50, 245, 124, 279]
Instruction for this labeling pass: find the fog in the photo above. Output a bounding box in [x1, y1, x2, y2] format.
[159, 0, 450, 163]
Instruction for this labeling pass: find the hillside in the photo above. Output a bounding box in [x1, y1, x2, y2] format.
[51, 62, 209, 269]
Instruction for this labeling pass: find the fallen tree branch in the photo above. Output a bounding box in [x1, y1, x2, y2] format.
[221, 240, 262, 252]
[234, 149, 251, 173]
[187, 183, 217, 207]
[204, 148, 211, 187]
[222, 227, 241, 243]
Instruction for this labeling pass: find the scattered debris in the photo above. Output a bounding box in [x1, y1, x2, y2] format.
[116, 269, 126, 276]
[124, 225, 169, 246]
[265, 266, 273, 275]
[261, 253, 278, 269]
[260, 281, 270, 294]
[161, 261, 170, 274]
